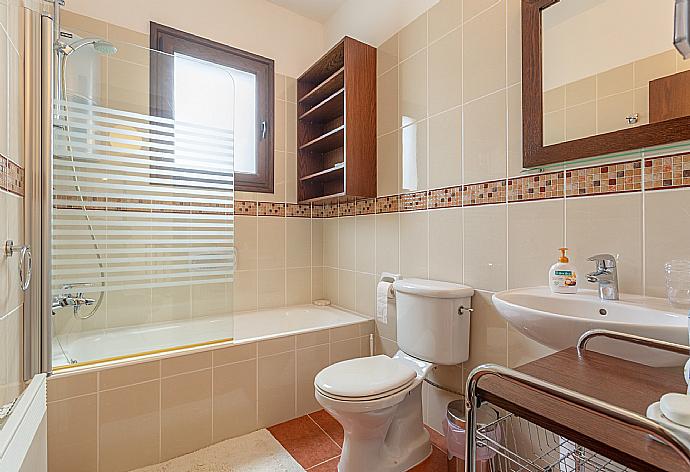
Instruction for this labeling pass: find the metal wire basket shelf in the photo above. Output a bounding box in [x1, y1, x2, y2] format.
[477, 412, 633, 472]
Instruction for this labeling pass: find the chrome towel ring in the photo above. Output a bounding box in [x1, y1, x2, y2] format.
[5, 240, 32, 291]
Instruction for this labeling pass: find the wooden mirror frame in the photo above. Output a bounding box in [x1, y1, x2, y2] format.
[522, 0, 690, 168]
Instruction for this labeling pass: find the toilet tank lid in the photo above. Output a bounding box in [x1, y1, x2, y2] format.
[393, 279, 474, 299]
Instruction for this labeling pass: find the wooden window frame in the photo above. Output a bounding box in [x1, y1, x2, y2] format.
[150, 22, 275, 193]
[522, 0, 690, 168]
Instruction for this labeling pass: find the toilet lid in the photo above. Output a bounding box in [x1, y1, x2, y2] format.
[315, 355, 417, 399]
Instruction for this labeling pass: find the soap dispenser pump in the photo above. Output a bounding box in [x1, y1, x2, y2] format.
[549, 248, 578, 294]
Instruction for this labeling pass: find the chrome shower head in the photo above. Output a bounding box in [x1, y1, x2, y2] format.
[57, 37, 118, 56]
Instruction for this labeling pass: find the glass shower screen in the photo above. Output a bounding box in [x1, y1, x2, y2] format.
[51, 37, 236, 369]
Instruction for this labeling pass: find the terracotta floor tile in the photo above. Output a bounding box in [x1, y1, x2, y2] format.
[269, 415, 341, 469]
[308, 456, 340, 471]
[410, 445, 449, 472]
[308, 410, 344, 447]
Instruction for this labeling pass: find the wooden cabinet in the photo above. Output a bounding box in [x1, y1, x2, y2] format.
[297, 37, 376, 203]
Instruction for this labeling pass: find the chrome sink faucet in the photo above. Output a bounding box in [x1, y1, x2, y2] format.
[586, 254, 619, 301]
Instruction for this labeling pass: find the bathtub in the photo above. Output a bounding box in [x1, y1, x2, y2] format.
[52, 304, 370, 368]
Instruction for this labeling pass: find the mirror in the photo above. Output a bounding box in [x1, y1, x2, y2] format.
[522, 0, 690, 167]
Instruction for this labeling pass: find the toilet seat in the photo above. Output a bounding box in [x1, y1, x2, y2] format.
[315, 355, 417, 400]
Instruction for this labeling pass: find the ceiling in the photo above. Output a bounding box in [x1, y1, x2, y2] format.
[267, 0, 348, 23]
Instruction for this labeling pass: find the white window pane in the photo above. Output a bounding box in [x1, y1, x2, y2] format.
[174, 53, 257, 174]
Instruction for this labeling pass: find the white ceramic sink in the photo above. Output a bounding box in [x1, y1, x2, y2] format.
[493, 287, 688, 367]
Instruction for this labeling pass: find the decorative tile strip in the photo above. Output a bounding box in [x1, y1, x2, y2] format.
[257, 201, 286, 217]
[285, 203, 311, 218]
[311, 204, 327, 218]
[324, 202, 339, 218]
[508, 171, 564, 202]
[1, 156, 24, 197]
[235, 200, 257, 216]
[565, 160, 642, 197]
[356, 198, 376, 215]
[400, 191, 428, 211]
[463, 179, 506, 206]
[339, 200, 356, 217]
[428, 186, 462, 209]
[376, 195, 399, 214]
[645, 154, 690, 191]
[0, 155, 6, 191]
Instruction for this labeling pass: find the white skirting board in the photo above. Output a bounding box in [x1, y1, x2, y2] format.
[0, 374, 47, 472]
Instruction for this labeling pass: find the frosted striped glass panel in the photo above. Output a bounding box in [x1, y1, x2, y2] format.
[52, 99, 235, 295]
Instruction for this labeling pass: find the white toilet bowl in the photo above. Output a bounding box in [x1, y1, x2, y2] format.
[315, 352, 434, 472]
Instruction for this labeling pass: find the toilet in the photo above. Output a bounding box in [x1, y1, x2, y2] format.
[314, 278, 474, 472]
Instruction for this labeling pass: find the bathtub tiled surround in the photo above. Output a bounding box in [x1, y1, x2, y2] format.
[0, 0, 25, 409]
[47, 319, 373, 472]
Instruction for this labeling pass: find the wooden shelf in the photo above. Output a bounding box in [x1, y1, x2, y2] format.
[299, 89, 344, 122]
[300, 165, 344, 182]
[301, 191, 346, 204]
[299, 125, 345, 153]
[299, 67, 344, 108]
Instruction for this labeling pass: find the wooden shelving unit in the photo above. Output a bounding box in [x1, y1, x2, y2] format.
[297, 37, 376, 203]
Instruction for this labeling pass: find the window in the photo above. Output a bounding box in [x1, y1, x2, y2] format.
[150, 23, 275, 193]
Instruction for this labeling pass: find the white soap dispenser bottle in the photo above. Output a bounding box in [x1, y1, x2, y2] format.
[549, 248, 578, 294]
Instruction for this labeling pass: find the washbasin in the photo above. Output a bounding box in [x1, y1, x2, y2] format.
[493, 287, 688, 367]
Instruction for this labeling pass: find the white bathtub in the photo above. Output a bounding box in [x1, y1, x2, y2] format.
[52, 304, 369, 368]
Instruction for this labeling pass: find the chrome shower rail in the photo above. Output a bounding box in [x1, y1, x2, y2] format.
[465, 329, 690, 472]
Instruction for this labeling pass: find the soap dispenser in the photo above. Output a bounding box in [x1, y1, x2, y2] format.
[549, 248, 578, 294]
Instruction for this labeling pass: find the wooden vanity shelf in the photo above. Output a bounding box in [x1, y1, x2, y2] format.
[297, 37, 376, 203]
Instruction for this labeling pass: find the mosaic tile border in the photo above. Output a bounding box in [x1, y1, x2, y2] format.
[0, 155, 24, 197]
[565, 160, 642, 197]
[508, 171, 564, 202]
[645, 153, 690, 190]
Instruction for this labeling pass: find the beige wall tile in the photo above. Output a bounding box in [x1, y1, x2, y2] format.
[286, 76, 297, 103]
[543, 86, 565, 114]
[400, 211, 429, 278]
[565, 76, 596, 108]
[161, 370, 213, 460]
[462, 290, 507, 384]
[258, 351, 296, 427]
[99, 361, 159, 391]
[644, 188, 690, 297]
[311, 220, 324, 266]
[377, 67, 399, 136]
[296, 329, 330, 349]
[0, 31, 7, 160]
[428, 0, 461, 43]
[507, 84, 523, 177]
[99, 381, 160, 472]
[399, 51, 428, 125]
[161, 351, 211, 377]
[429, 28, 462, 115]
[356, 273, 376, 317]
[152, 285, 191, 322]
[48, 394, 98, 472]
[401, 119, 428, 191]
[286, 268, 311, 305]
[324, 218, 339, 268]
[338, 217, 357, 271]
[429, 208, 463, 283]
[258, 217, 286, 270]
[597, 91, 634, 134]
[543, 110, 565, 146]
[48, 372, 97, 403]
[191, 282, 229, 318]
[566, 193, 643, 294]
[633, 86, 649, 126]
[274, 73, 286, 101]
[463, 2, 506, 102]
[463, 90, 507, 183]
[331, 338, 362, 363]
[233, 270, 258, 312]
[213, 342, 257, 366]
[356, 215, 375, 274]
[107, 59, 149, 114]
[330, 324, 360, 342]
[61, 10, 108, 36]
[597, 63, 634, 98]
[376, 301, 397, 341]
[398, 13, 427, 61]
[377, 34, 398, 76]
[634, 50, 676, 88]
[258, 269, 286, 309]
[107, 287, 151, 328]
[274, 99, 286, 151]
[286, 218, 311, 268]
[107, 24, 149, 66]
[507, 325, 556, 368]
[338, 269, 357, 311]
[286, 153, 298, 203]
[235, 216, 258, 271]
[565, 101, 597, 141]
[378, 131, 400, 196]
[296, 344, 329, 415]
[213, 359, 258, 441]
[425, 383, 461, 433]
[464, 0, 501, 21]
[464, 205, 507, 292]
[506, 0, 522, 86]
[312, 266, 325, 300]
[324, 267, 339, 305]
[429, 108, 462, 188]
[507, 199, 564, 289]
[376, 213, 400, 275]
[286, 103, 297, 154]
[258, 335, 295, 357]
[375, 336, 399, 357]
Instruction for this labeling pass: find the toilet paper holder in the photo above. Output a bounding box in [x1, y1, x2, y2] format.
[380, 272, 400, 298]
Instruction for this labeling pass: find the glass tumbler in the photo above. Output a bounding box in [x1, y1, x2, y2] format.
[665, 260, 690, 309]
